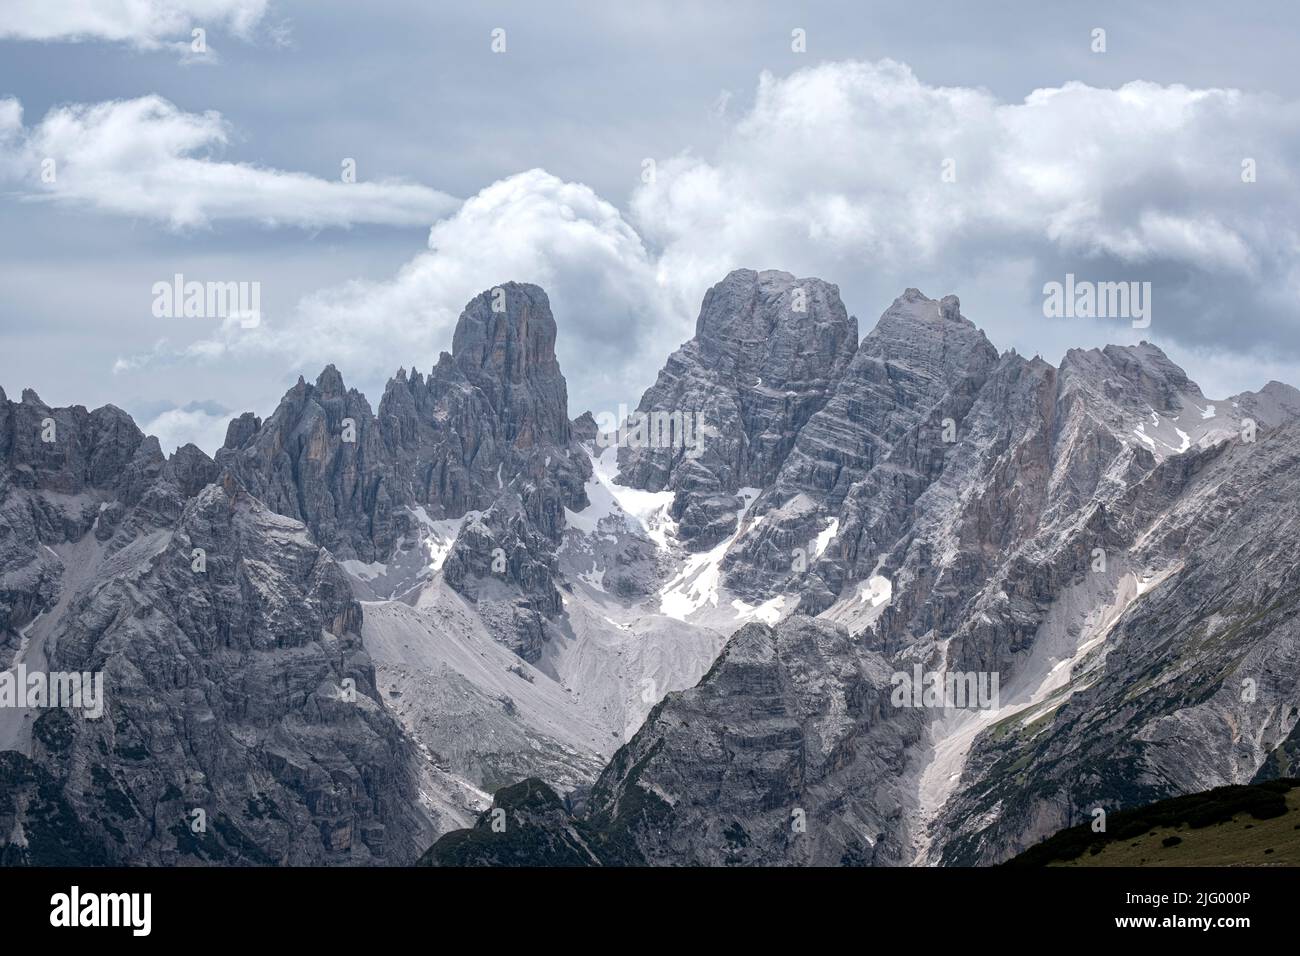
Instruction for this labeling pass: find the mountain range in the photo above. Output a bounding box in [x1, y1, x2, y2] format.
[3, 268, 1298, 866]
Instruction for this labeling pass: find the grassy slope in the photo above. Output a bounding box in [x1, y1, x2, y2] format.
[1006, 778, 1300, 867]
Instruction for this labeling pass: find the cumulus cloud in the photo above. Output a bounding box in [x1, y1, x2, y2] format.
[0, 95, 458, 228]
[0, 0, 270, 47]
[630, 60, 1300, 356]
[111, 60, 1300, 449]
[115, 169, 680, 416]
[141, 401, 233, 456]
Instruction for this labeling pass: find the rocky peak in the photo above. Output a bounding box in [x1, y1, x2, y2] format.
[0, 389, 156, 499]
[617, 269, 858, 547]
[724, 289, 999, 599]
[374, 286, 594, 655]
[939, 293, 961, 322]
[570, 411, 598, 443]
[215, 367, 399, 561]
[165, 442, 219, 499]
[690, 269, 857, 381]
[450, 282, 572, 449]
[201, 283, 590, 646]
[1059, 341, 1198, 414]
[1054, 342, 1288, 462]
[1232, 379, 1300, 427]
[377, 283, 590, 531]
[855, 291, 998, 396]
[221, 411, 262, 450]
[314, 363, 347, 397]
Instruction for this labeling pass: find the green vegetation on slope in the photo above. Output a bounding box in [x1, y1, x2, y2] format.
[1005, 778, 1300, 867]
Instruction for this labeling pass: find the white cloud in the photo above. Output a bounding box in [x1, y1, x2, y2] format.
[0, 95, 458, 228]
[115, 169, 680, 417]
[630, 60, 1300, 319]
[110, 61, 1300, 449]
[142, 404, 231, 456]
[0, 0, 270, 47]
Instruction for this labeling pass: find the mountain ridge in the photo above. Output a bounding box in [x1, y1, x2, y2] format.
[4, 268, 1299, 867]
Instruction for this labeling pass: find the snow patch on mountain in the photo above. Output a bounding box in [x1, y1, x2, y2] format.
[410, 505, 474, 573]
[659, 488, 761, 620]
[813, 517, 839, 557]
[731, 594, 786, 625]
[565, 445, 675, 546]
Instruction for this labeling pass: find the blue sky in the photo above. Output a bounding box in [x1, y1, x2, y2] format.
[3, 0, 1300, 452]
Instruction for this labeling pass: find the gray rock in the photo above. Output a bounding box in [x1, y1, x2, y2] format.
[726, 288, 1000, 601]
[10, 269, 1300, 871]
[578, 616, 925, 865]
[217, 366, 402, 562]
[933, 422, 1300, 862]
[618, 269, 858, 548]
[441, 492, 563, 662]
[378, 283, 590, 536]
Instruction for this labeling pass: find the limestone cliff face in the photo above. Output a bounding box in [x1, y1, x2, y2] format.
[218, 284, 590, 658]
[418, 274, 1300, 868]
[932, 422, 1300, 864]
[724, 288, 1000, 601]
[0, 388, 430, 864]
[378, 282, 590, 533]
[7, 269, 1300, 869]
[217, 367, 400, 563]
[31, 481, 432, 864]
[0, 387, 184, 671]
[617, 269, 858, 548]
[578, 617, 925, 866]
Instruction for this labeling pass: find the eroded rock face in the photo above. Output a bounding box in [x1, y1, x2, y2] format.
[724, 289, 1000, 601]
[452, 282, 574, 454]
[420, 276, 1300, 869]
[618, 270, 858, 548]
[0, 389, 176, 670]
[932, 423, 1300, 864]
[441, 493, 564, 662]
[33, 482, 430, 863]
[0, 387, 433, 864]
[0, 388, 157, 500]
[379, 283, 590, 532]
[773, 290, 999, 511]
[578, 617, 925, 866]
[217, 366, 401, 563]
